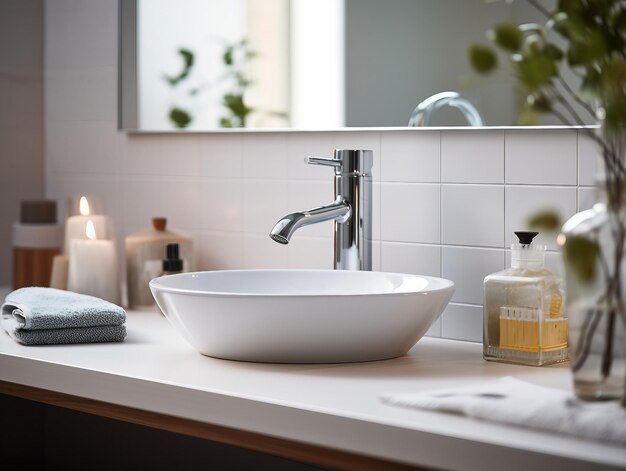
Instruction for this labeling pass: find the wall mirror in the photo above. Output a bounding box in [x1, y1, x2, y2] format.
[119, 0, 595, 132]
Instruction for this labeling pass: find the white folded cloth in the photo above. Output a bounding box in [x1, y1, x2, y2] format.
[381, 377, 626, 446]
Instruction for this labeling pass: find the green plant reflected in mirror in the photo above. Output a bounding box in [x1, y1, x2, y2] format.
[118, 0, 597, 131]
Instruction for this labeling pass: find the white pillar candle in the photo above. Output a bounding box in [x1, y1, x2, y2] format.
[63, 196, 113, 254]
[67, 220, 120, 304]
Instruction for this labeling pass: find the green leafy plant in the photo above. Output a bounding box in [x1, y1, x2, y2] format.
[164, 48, 196, 128]
[471, 0, 626, 405]
[470, 0, 626, 283]
[218, 40, 256, 128]
[163, 40, 288, 129]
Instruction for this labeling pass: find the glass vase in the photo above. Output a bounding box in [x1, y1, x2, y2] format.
[561, 138, 626, 402]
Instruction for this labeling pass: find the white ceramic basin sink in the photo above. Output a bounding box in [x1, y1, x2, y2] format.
[150, 269, 454, 363]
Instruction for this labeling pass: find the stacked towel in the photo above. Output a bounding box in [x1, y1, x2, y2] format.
[381, 377, 626, 446]
[1, 287, 126, 345]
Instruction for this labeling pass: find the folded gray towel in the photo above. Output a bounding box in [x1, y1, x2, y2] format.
[1, 287, 126, 345]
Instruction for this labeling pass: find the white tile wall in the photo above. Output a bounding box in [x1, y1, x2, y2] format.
[441, 185, 504, 247]
[381, 242, 440, 277]
[578, 186, 596, 212]
[381, 131, 440, 182]
[441, 130, 504, 183]
[0, 0, 44, 286]
[41, 0, 597, 344]
[442, 246, 504, 305]
[505, 186, 577, 250]
[381, 183, 440, 243]
[505, 130, 577, 185]
[441, 303, 483, 342]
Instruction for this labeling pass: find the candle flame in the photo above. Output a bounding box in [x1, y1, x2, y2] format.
[86, 220, 96, 240]
[79, 196, 90, 216]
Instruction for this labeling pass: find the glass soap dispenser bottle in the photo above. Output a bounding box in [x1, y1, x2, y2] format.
[483, 231, 568, 366]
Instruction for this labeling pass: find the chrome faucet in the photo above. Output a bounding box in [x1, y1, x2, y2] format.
[270, 149, 372, 271]
[408, 91, 484, 127]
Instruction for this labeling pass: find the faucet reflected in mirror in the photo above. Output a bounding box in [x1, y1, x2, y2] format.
[408, 91, 484, 127]
[270, 150, 372, 271]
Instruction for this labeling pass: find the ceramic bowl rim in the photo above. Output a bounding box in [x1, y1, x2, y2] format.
[149, 269, 455, 298]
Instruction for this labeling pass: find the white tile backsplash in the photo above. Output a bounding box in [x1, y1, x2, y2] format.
[242, 179, 289, 234]
[46, 67, 116, 123]
[441, 303, 483, 342]
[201, 178, 243, 232]
[200, 231, 243, 270]
[42, 0, 591, 344]
[441, 130, 504, 183]
[199, 134, 243, 178]
[505, 185, 577, 250]
[442, 184, 504, 247]
[442, 246, 504, 305]
[578, 186, 596, 212]
[45, 0, 117, 70]
[578, 133, 599, 186]
[241, 234, 290, 269]
[381, 183, 440, 243]
[505, 130, 577, 185]
[381, 131, 440, 183]
[286, 236, 334, 270]
[381, 242, 441, 277]
[242, 133, 289, 179]
[121, 176, 164, 227]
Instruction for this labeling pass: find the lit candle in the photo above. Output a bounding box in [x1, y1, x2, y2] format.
[64, 196, 112, 254]
[67, 220, 120, 304]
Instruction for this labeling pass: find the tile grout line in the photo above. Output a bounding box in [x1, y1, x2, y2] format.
[439, 130, 443, 337]
[503, 129, 507, 249]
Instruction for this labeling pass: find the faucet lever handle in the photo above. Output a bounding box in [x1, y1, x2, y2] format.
[305, 156, 342, 168]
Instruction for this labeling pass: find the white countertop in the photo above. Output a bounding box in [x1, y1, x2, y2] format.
[0, 307, 624, 470]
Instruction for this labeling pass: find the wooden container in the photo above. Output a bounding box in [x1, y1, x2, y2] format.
[12, 200, 63, 289]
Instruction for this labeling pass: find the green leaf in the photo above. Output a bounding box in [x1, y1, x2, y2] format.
[558, 0, 583, 14]
[468, 44, 497, 74]
[581, 68, 601, 96]
[169, 108, 192, 128]
[614, 7, 626, 31]
[179, 49, 194, 68]
[544, 43, 564, 61]
[567, 30, 606, 66]
[527, 92, 552, 112]
[518, 105, 539, 126]
[491, 23, 523, 52]
[553, 13, 587, 41]
[514, 54, 558, 89]
[219, 117, 233, 128]
[164, 49, 195, 86]
[563, 235, 599, 283]
[223, 46, 234, 66]
[223, 94, 252, 117]
[528, 209, 562, 231]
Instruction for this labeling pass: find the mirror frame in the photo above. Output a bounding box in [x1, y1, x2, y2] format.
[117, 0, 588, 134]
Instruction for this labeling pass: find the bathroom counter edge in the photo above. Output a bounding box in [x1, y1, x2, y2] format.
[0, 307, 623, 471]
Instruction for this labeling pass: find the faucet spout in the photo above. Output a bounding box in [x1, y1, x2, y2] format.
[408, 91, 484, 127]
[270, 198, 351, 245]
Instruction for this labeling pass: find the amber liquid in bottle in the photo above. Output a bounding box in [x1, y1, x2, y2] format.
[483, 232, 568, 366]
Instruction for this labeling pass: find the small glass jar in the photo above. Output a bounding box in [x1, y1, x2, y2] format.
[483, 231, 568, 366]
[125, 217, 193, 308]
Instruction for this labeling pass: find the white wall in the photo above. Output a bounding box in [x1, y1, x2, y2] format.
[44, 0, 597, 342]
[0, 0, 45, 286]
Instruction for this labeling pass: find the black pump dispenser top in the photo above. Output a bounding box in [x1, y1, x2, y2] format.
[163, 243, 183, 273]
[514, 231, 538, 245]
